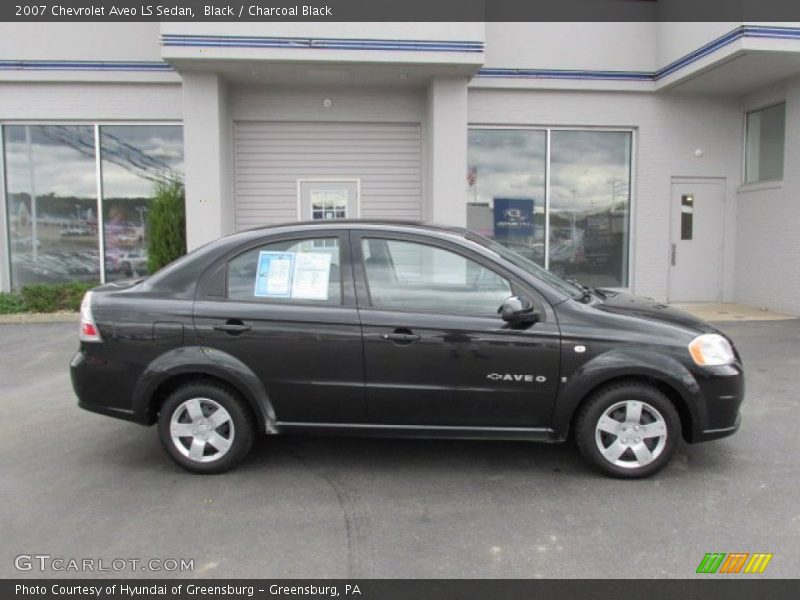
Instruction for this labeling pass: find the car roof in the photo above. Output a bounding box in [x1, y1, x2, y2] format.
[241, 219, 470, 237]
[142, 219, 479, 298]
[144, 218, 571, 305]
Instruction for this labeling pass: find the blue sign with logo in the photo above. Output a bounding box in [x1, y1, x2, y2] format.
[493, 198, 535, 240]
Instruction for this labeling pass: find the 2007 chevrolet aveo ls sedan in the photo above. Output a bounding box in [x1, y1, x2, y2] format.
[71, 221, 743, 478]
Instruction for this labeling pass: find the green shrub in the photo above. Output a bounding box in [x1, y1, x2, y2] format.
[147, 179, 187, 274]
[57, 281, 99, 311]
[0, 292, 26, 314]
[18, 281, 97, 313]
[19, 284, 59, 313]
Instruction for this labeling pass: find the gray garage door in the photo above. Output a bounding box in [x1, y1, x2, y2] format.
[234, 121, 422, 231]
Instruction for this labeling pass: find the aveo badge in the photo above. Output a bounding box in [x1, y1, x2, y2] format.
[487, 373, 547, 383]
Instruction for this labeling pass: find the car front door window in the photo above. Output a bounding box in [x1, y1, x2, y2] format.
[361, 238, 512, 315]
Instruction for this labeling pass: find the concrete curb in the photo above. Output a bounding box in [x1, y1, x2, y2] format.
[670, 302, 797, 322]
[0, 311, 79, 324]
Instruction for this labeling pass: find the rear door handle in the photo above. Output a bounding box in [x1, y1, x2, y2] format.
[380, 329, 420, 344]
[213, 320, 251, 335]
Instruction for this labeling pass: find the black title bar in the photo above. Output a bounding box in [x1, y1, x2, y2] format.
[5, 0, 800, 22]
[5, 579, 800, 600]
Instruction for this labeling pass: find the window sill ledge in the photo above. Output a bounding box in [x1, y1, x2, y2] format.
[737, 181, 783, 194]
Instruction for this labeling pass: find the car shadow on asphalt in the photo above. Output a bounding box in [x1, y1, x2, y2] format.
[90, 420, 738, 480]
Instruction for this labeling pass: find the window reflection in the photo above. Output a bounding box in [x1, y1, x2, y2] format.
[3, 125, 99, 287]
[467, 128, 632, 288]
[466, 129, 546, 266]
[549, 130, 631, 287]
[100, 125, 184, 281]
[745, 103, 785, 183]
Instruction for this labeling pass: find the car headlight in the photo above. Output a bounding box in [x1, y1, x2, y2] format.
[688, 333, 735, 366]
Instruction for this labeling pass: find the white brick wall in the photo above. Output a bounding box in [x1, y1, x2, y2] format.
[0, 22, 161, 62]
[735, 78, 800, 315]
[467, 88, 743, 302]
[0, 82, 182, 121]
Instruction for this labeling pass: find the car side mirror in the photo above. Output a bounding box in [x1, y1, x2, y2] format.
[498, 296, 539, 324]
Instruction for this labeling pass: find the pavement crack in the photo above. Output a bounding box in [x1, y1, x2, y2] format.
[286, 447, 372, 577]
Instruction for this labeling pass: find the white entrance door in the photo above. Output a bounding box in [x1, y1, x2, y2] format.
[668, 180, 725, 302]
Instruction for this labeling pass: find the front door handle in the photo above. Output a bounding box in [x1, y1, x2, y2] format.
[214, 319, 251, 335]
[671, 243, 677, 266]
[380, 328, 420, 345]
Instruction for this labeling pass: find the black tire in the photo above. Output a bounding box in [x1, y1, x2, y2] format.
[158, 380, 256, 474]
[575, 382, 681, 479]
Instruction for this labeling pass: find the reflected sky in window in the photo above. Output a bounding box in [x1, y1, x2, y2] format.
[549, 131, 631, 287]
[2, 124, 184, 287]
[3, 125, 99, 287]
[467, 128, 632, 287]
[100, 125, 184, 281]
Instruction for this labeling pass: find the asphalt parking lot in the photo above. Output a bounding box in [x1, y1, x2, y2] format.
[1, 319, 798, 579]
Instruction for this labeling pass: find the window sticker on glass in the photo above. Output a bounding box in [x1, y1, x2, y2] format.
[254, 251, 295, 298]
[291, 252, 333, 300]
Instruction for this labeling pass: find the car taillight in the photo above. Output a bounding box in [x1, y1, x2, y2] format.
[79, 291, 102, 342]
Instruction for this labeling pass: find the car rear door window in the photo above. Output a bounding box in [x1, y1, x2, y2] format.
[227, 238, 342, 305]
[361, 238, 511, 315]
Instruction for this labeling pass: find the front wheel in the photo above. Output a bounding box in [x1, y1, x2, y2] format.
[575, 383, 680, 478]
[158, 381, 256, 474]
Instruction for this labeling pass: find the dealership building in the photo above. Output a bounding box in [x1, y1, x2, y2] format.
[1, 21, 799, 314]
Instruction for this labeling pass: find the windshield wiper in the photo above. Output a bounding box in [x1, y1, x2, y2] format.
[572, 289, 592, 302]
[568, 280, 606, 302]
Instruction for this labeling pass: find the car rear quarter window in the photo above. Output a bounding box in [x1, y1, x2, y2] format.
[227, 238, 342, 305]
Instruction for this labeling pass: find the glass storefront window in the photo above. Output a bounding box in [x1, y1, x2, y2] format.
[467, 129, 546, 266]
[100, 125, 184, 281]
[2, 124, 184, 288]
[3, 125, 99, 287]
[467, 128, 632, 288]
[549, 130, 631, 287]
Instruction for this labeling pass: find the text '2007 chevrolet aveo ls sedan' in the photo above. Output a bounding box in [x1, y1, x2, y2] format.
[71, 221, 744, 478]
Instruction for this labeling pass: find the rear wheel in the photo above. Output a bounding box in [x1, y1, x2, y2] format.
[575, 383, 680, 478]
[158, 381, 255, 474]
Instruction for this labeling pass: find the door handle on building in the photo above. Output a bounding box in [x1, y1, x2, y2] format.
[670, 244, 677, 266]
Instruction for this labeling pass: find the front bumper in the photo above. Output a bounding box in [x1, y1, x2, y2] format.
[689, 362, 744, 443]
[696, 413, 741, 442]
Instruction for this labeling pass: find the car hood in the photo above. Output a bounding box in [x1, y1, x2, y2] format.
[596, 291, 718, 334]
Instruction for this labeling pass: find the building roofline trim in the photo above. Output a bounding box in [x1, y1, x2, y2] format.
[476, 68, 652, 81]
[0, 60, 174, 72]
[5, 24, 797, 78]
[160, 34, 484, 52]
[475, 24, 800, 83]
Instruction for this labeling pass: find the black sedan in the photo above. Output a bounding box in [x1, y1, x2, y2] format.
[71, 221, 743, 477]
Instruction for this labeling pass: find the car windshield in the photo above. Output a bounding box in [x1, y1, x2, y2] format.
[466, 231, 583, 298]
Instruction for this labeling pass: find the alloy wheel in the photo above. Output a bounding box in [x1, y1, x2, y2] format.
[169, 397, 235, 463]
[594, 400, 668, 469]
